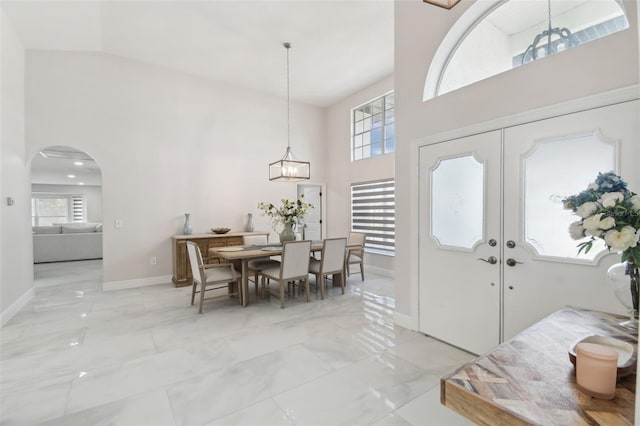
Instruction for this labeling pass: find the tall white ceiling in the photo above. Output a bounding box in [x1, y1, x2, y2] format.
[3, 0, 395, 186]
[2, 0, 395, 108]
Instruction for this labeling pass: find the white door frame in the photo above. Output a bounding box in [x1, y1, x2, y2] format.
[296, 182, 326, 240]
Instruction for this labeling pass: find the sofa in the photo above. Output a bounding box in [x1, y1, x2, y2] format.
[33, 222, 103, 263]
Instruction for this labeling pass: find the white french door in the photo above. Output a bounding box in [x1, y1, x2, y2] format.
[419, 100, 639, 355]
[502, 100, 639, 340]
[419, 130, 502, 355]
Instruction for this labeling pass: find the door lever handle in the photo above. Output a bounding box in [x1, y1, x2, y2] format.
[477, 256, 497, 265]
[506, 258, 524, 267]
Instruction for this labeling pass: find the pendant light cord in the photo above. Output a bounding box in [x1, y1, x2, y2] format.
[546, 0, 552, 56]
[284, 42, 291, 151]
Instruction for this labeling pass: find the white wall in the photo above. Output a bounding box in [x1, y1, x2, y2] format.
[25, 51, 326, 285]
[31, 183, 102, 223]
[394, 0, 639, 327]
[0, 11, 33, 317]
[325, 74, 395, 273]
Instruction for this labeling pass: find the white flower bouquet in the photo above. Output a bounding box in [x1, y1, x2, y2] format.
[563, 171, 640, 264]
[257, 197, 312, 232]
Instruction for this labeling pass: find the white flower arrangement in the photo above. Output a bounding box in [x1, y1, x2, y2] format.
[562, 172, 640, 264]
[257, 197, 312, 232]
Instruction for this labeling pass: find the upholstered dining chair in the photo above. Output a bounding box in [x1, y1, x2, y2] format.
[309, 237, 347, 300]
[186, 241, 240, 313]
[346, 232, 366, 281]
[259, 240, 311, 309]
[244, 235, 280, 297]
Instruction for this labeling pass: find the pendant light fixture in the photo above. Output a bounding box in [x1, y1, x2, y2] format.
[422, 0, 460, 9]
[521, 0, 575, 65]
[269, 42, 310, 182]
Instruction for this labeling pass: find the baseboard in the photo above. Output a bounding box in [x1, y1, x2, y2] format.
[394, 311, 418, 331]
[1, 287, 35, 327]
[103, 274, 174, 291]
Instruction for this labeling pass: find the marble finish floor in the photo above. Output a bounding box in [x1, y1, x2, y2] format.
[1, 260, 475, 425]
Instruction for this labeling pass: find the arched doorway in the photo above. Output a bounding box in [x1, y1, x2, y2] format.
[30, 146, 104, 292]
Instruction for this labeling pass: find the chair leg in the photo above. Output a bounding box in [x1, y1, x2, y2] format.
[191, 282, 197, 305]
[279, 280, 285, 309]
[199, 284, 206, 314]
[341, 270, 345, 294]
[305, 278, 310, 302]
[254, 271, 259, 297]
[316, 273, 323, 300]
[360, 262, 364, 281]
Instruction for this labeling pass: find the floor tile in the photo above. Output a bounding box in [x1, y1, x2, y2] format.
[41, 389, 175, 426]
[391, 386, 475, 426]
[0, 260, 476, 426]
[205, 398, 293, 426]
[166, 344, 333, 425]
[273, 352, 438, 425]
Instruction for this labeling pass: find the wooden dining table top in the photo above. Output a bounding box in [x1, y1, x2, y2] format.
[209, 241, 359, 260]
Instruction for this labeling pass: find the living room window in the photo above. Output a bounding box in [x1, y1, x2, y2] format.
[352, 92, 395, 161]
[31, 193, 84, 225]
[351, 178, 395, 256]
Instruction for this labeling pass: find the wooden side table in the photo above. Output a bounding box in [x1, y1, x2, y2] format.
[441, 306, 637, 425]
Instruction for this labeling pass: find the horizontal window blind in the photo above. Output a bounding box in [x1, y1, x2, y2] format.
[31, 193, 85, 225]
[72, 196, 84, 222]
[351, 178, 395, 256]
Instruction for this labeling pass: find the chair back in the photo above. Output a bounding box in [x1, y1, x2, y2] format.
[280, 240, 311, 280]
[348, 232, 366, 254]
[321, 238, 347, 273]
[243, 235, 268, 245]
[186, 242, 204, 285]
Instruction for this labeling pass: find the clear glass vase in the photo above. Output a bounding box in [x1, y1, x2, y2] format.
[606, 260, 639, 328]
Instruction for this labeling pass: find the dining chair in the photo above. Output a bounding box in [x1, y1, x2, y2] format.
[243, 235, 280, 298]
[346, 232, 366, 281]
[309, 237, 347, 300]
[259, 240, 312, 309]
[186, 241, 240, 313]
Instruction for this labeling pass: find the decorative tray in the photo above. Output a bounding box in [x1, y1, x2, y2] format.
[568, 335, 637, 377]
[261, 246, 282, 251]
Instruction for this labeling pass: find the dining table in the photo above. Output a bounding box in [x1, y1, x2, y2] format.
[210, 241, 358, 307]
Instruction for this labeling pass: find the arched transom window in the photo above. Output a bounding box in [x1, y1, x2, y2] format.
[424, 0, 629, 100]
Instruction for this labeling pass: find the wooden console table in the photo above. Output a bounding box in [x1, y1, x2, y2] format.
[441, 306, 637, 425]
[172, 231, 269, 287]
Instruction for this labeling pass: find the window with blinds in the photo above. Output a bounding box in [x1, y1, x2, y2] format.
[351, 178, 395, 256]
[31, 194, 85, 225]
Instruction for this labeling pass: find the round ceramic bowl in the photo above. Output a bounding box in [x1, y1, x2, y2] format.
[211, 227, 231, 234]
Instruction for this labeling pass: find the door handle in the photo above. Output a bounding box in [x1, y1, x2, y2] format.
[506, 258, 524, 267]
[477, 256, 497, 265]
[506, 240, 516, 249]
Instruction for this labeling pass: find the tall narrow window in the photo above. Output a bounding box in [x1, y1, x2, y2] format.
[352, 92, 395, 161]
[351, 179, 395, 255]
[32, 193, 85, 225]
